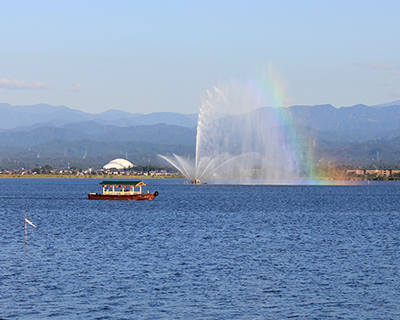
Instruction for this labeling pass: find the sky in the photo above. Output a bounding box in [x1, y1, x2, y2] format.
[1, 0, 399, 114]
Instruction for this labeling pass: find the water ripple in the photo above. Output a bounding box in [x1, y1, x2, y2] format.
[1, 179, 400, 319]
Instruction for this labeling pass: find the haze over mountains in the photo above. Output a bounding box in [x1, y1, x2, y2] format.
[1, 100, 400, 170]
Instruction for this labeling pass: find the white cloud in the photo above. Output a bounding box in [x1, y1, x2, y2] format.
[0, 78, 51, 90]
[68, 83, 83, 93]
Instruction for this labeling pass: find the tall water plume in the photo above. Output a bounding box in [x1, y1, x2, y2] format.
[159, 80, 299, 182]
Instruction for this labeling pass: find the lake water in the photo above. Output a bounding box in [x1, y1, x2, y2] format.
[1, 178, 400, 319]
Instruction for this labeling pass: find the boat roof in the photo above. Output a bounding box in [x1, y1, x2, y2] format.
[99, 180, 146, 186]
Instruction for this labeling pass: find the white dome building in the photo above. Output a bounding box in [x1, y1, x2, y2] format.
[103, 158, 134, 170]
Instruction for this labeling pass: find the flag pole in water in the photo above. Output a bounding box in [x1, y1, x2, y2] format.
[25, 212, 36, 244]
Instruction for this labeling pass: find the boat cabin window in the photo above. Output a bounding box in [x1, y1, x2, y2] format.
[100, 181, 144, 195]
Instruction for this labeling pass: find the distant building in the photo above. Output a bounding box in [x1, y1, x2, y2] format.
[347, 165, 400, 176]
[103, 158, 134, 170]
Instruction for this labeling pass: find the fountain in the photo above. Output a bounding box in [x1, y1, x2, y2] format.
[159, 81, 299, 183]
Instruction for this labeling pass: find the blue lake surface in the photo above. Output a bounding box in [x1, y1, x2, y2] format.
[1, 178, 400, 319]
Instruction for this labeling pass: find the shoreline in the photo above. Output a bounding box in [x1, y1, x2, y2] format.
[0, 174, 185, 179]
[0, 174, 397, 182]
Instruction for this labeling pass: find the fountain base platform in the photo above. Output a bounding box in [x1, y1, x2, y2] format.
[190, 179, 207, 185]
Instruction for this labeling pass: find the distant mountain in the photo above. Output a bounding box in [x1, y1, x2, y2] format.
[370, 99, 400, 108]
[96, 123, 196, 145]
[0, 103, 89, 128]
[0, 127, 87, 148]
[62, 121, 118, 135]
[0, 103, 198, 129]
[0, 123, 196, 148]
[0, 103, 71, 114]
[285, 104, 400, 137]
[3, 100, 400, 135]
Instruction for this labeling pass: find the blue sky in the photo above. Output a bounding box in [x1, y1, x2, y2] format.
[1, 0, 399, 114]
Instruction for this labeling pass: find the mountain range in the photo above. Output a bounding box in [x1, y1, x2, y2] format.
[0, 103, 198, 130]
[1, 100, 400, 170]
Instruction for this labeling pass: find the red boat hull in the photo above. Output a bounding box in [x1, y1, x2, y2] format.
[88, 193, 157, 201]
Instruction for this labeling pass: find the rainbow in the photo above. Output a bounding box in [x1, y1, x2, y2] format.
[247, 64, 316, 180]
[246, 65, 361, 185]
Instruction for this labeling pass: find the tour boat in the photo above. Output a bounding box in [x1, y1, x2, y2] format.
[88, 180, 159, 201]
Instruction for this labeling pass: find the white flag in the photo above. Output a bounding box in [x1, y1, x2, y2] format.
[25, 219, 36, 228]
